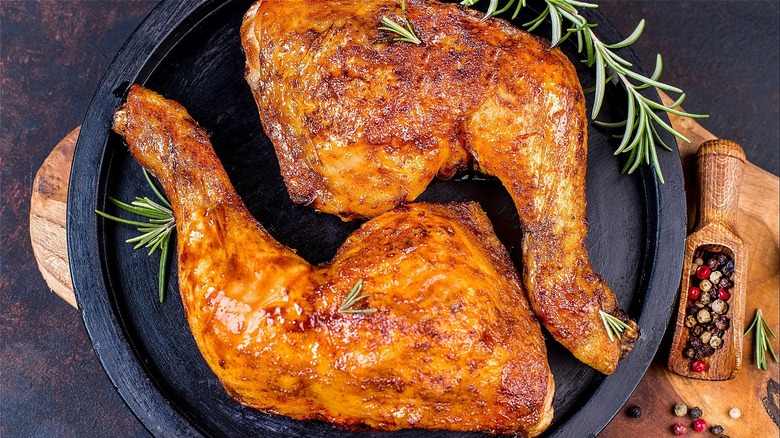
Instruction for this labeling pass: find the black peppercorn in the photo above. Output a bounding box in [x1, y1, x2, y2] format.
[689, 336, 703, 348]
[711, 425, 724, 435]
[717, 254, 728, 265]
[702, 345, 715, 356]
[690, 406, 703, 419]
[684, 348, 696, 359]
[715, 315, 730, 330]
[627, 405, 641, 418]
[708, 287, 719, 299]
[722, 260, 735, 276]
[709, 327, 723, 337]
[719, 278, 732, 289]
[707, 258, 719, 270]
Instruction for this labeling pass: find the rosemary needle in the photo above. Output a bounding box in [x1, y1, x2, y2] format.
[599, 310, 630, 342]
[95, 168, 175, 303]
[744, 309, 778, 370]
[377, 0, 422, 45]
[338, 279, 377, 314]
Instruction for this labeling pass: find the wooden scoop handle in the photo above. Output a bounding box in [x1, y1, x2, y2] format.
[697, 139, 746, 232]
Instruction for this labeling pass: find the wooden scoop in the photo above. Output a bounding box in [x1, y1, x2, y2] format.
[668, 139, 747, 380]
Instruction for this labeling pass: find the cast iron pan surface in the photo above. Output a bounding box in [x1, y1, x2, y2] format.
[68, 1, 686, 437]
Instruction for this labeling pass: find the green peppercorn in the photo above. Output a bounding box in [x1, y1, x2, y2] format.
[709, 335, 723, 349]
[673, 402, 688, 417]
[697, 308, 712, 324]
[709, 270, 723, 284]
[690, 406, 703, 419]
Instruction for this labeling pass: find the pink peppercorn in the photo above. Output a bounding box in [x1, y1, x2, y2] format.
[688, 286, 701, 300]
[717, 288, 730, 301]
[691, 360, 707, 372]
[696, 265, 711, 279]
[693, 418, 706, 432]
[673, 422, 688, 435]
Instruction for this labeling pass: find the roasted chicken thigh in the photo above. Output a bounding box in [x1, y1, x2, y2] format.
[242, 0, 638, 374]
[112, 85, 554, 436]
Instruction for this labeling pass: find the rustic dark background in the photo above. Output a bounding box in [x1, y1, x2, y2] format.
[1, 1, 777, 437]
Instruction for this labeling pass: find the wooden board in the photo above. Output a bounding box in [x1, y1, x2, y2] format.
[30, 98, 779, 436]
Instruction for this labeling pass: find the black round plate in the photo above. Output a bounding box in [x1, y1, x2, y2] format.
[68, 1, 686, 437]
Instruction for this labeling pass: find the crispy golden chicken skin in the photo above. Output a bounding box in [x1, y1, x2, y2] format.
[241, 0, 638, 374]
[112, 85, 554, 436]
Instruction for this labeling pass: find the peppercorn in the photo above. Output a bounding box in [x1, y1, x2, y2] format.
[691, 360, 707, 373]
[714, 315, 730, 330]
[691, 326, 704, 337]
[717, 254, 728, 265]
[699, 293, 712, 306]
[693, 418, 707, 432]
[700, 331, 712, 344]
[689, 406, 703, 419]
[702, 344, 715, 356]
[711, 299, 728, 315]
[718, 278, 731, 289]
[717, 288, 730, 301]
[697, 308, 712, 324]
[673, 422, 688, 436]
[707, 326, 723, 337]
[709, 335, 723, 349]
[709, 270, 723, 284]
[711, 425, 724, 435]
[707, 258, 719, 270]
[699, 279, 713, 293]
[696, 265, 712, 280]
[674, 402, 688, 417]
[627, 405, 641, 418]
[694, 257, 704, 266]
[689, 336, 703, 348]
[722, 260, 735, 276]
[728, 407, 741, 418]
[685, 315, 698, 328]
[684, 347, 696, 359]
[688, 286, 701, 300]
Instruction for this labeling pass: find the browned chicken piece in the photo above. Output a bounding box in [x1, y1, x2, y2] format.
[112, 85, 554, 436]
[242, 0, 638, 374]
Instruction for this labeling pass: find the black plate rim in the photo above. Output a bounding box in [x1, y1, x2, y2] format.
[67, 1, 687, 437]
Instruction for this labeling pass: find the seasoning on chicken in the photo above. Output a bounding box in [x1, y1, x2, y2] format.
[242, 0, 638, 374]
[112, 85, 554, 436]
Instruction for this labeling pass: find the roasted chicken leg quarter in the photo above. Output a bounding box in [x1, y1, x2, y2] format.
[242, 0, 639, 374]
[112, 85, 554, 436]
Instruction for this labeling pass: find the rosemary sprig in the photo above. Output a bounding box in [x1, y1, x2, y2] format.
[744, 309, 778, 370]
[462, 0, 708, 183]
[377, 0, 422, 44]
[599, 310, 630, 342]
[338, 279, 377, 314]
[95, 169, 175, 303]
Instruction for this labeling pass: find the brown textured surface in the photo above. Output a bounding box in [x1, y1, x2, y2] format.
[2, 1, 778, 437]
